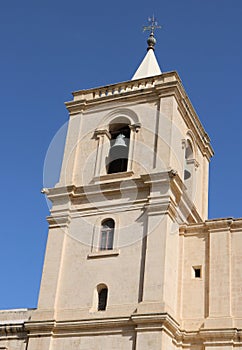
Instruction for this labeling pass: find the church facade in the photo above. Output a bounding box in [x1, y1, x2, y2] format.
[1, 30, 242, 350]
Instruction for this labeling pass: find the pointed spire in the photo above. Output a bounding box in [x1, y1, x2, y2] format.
[132, 16, 162, 80]
[132, 49, 162, 80]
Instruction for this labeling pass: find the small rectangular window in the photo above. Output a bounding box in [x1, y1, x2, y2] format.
[192, 266, 202, 279]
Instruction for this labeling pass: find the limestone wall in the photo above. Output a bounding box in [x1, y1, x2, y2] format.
[181, 218, 242, 331]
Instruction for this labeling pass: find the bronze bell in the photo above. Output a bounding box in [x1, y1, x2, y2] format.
[112, 133, 127, 148]
[109, 133, 128, 161]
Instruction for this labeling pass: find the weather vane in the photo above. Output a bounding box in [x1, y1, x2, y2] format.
[143, 15, 161, 51]
[143, 15, 161, 35]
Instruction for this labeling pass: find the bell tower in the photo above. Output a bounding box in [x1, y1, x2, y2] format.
[27, 19, 214, 350]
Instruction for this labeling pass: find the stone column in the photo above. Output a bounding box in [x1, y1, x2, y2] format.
[93, 129, 111, 177]
[127, 123, 140, 172]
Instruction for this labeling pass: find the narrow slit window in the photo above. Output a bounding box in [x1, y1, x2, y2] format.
[98, 287, 108, 311]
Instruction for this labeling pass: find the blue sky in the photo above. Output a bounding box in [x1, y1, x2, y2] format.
[0, 0, 241, 308]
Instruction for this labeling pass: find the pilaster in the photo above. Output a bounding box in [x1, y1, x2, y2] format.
[205, 220, 233, 328]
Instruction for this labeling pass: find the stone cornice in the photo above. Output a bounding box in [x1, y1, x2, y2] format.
[180, 217, 242, 236]
[46, 213, 70, 228]
[25, 317, 132, 337]
[131, 312, 179, 333]
[0, 322, 26, 339]
[46, 171, 202, 225]
[25, 313, 179, 337]
[24, 313, 242, 347]
[25, 320, 55, 336]
[175, 327, 242, 347]
[65, 77, 159, 114]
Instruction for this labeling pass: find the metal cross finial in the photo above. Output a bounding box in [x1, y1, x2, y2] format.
[143, 15, 161, 35]
[143, 15, 161, 51]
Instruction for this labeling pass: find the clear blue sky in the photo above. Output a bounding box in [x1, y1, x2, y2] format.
[0, 0, 241, 309]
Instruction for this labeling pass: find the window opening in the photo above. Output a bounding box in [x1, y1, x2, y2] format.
[192, 266, 202, 278]
[185, 140, 193, 160]
[98, 287, 108, 311]
[107, 124, 130, 174]
[100, 219, 114, 250]
[184, 140, 194, 181]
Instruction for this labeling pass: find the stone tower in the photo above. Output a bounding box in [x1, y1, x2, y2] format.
[22, 27, 242, 350]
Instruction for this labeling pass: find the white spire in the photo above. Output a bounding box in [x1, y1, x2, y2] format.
[132, 48, 162, 80]
[132, 16, 162, 80]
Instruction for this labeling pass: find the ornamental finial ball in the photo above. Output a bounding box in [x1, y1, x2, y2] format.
[147, 33, 156, 51]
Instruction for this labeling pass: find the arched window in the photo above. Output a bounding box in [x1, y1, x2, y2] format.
[184, 139, 194, 181]
[184, 139, 195, 200]
[99, 219, 114, 250]
[98, 287, 108, 311]
[185, 139, 193, 160]
[107, 124, 130, 174]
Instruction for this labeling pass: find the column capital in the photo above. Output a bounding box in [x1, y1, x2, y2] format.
[94, 128, 111, 139]
[129, 123, 141, 132]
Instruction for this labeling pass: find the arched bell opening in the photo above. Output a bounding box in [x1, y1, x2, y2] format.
[107, 123, 130, 174]
[185, 139, 194, 160]
[184, 139, 195, 200]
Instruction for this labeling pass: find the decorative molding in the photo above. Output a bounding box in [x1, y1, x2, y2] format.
[19, 311, 242, 347]
[87, 250, 120, 259]
[93, 171, 134, 183]
[0, 323, 26, 336]
[179, 217, 242, 236]
[47, 214, 70, 228]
